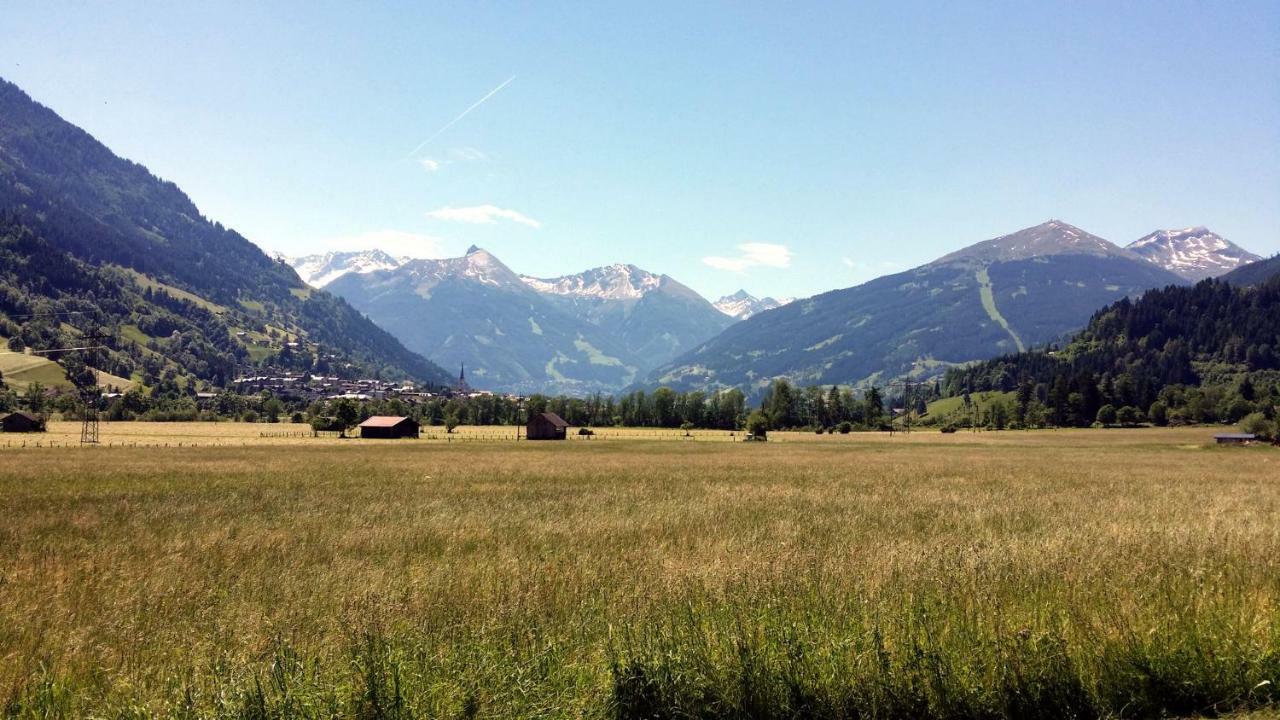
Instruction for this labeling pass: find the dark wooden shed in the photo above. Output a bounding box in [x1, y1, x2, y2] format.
[1, 411, 45, 433]
[1214, 433, 1256, 445]
[358, 416, 420, 439]
[526, 412, 569, 440]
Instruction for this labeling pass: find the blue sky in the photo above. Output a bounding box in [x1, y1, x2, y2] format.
[4, 1, 1278, 300]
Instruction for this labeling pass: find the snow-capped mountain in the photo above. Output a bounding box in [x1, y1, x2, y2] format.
[1125, 227, 1261, 281]
[713, 290, 793, 320]
[390, 245, 527, 291]
[286, 249, 407, 287]
[521, 264, 662, 300]
[322, 247, 732, 393]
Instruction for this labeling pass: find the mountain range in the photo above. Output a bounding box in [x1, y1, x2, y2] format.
[287, 249, 793, 322]
[308, 247, 733, 394]
[1, 74, 1271, 399]
[644, 221, 1210, 397]
[0, 77, 453, 388]
[297, 220, 1264, 397]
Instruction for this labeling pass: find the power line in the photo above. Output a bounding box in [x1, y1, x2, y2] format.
[6, 345, 110, 355]
[2, 310, 87, 320]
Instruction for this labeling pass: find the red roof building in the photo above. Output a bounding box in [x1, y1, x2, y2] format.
[358, 416, 420, 439]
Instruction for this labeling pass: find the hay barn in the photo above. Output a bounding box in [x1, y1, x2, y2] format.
[1214, 433, 1256, 445]
[358, 416, 420, 439]
[1, 411, 45, 433]
[527, 412, 569, 440]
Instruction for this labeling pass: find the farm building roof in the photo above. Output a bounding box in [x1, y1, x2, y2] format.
[359, 415, 416, 428]
[535, 412, 569, 428]
[4, 411, 39, 422]
[1214, 433, 1257, 440]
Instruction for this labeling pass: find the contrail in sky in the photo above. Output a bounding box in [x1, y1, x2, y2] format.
[403, 75, 516, 160]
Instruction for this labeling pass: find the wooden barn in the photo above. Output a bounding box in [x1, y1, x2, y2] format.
[358, 416, 420, 439]
[1, 411, 45, 433]
[526, 412, 569, 440]
[1214, 433, 1257, 445]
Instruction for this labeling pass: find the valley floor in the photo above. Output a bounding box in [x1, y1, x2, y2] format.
[0, 427, 1276, 717]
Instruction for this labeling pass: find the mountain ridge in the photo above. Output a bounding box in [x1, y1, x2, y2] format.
[324, 246, 733, 394]
[287, 249, 408, 287]
[931, 220, 1131, 266]
[644, 220, 1188, 398]
[1220, 253, 1280, 287]
[0, 76, 452, 387]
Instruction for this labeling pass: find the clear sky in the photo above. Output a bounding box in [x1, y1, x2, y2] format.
[4, 1, 1278, 301]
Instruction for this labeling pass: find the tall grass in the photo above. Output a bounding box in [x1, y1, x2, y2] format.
[0, 428, 1275, 717]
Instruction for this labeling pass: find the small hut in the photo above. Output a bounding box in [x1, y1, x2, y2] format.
[526, 412, 569, 441]
[1, 411, 45, 433]
[1214, 433, 1256, 445]
[358, 416, 420, 439]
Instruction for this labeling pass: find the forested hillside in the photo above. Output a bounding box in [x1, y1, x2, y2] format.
[944, 274, 1280, 429]
[0, 77, 451, 388]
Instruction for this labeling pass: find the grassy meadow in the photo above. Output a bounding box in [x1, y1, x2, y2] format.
[0, 426, 1277, 718]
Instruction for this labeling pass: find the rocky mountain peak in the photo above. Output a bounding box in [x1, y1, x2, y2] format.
[931, 220, 1126, 266]
[713, 290, 792, 320]
[286, 249, 407, 287]
[1126, 227, 1260, 281]
[520, 263, 665, 300]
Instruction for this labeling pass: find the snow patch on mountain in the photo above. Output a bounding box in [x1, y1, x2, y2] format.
[714, 290, 793, 319]
[1125, 227, 1261, 281]
[520, 264, 663, 300]
[395, 246, 526, 291]
[287, 250, 407, 287]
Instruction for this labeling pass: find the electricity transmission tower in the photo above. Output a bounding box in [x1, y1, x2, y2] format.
[4, 310, 112, 444]
[73, 331, 111, 445]
[888, 378, 916, 434]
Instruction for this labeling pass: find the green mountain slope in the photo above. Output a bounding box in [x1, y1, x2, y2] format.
[1220, 254, 1280, 287]
[646, 221, 1186, 397]
[944, 274, 1280, 427]
[0, 77, 451, 387]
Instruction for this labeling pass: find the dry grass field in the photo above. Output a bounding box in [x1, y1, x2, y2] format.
[0, 426, 1276, 718]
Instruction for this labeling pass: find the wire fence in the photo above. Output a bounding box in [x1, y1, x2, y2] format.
[0, 429, 754, 449]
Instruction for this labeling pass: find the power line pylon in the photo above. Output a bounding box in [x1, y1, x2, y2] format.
[888, 378, 915, 434]
[74, 331, 111, 445]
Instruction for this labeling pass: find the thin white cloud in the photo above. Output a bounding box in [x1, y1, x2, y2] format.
[323, 229, 448, 259]
[842, 257, 856, 268]
[703, 242, 793, 272]
[420, 158, 442, 172]
[425, 204, 541, 229]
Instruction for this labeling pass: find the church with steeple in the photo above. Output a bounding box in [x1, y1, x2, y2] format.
[457, 363, 470, 393]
